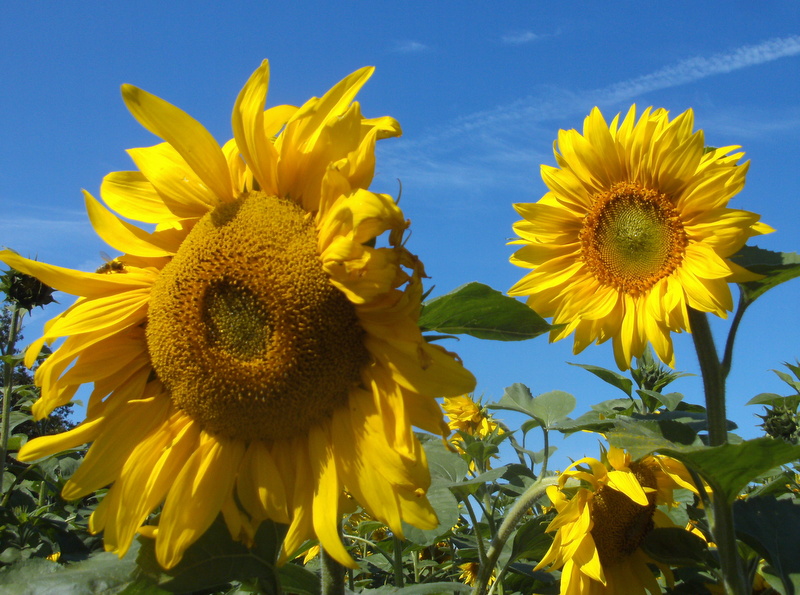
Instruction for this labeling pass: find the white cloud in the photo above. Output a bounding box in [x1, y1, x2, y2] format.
[391, 40, 429, 53]
[501, 31, 541, 45]
[383, 36, 800, 197]
[601, 35, 800, 102]
[408, 36, 800, 143]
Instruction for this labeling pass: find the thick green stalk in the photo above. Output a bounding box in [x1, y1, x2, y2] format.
[320, 546, 345, 595]
[687, 307, 748, 595]
[392, 535, 406, 588]
[0, 304, 22, 495]
[471, 476, 556, 595]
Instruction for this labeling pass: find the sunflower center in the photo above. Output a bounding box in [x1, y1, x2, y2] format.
[146, 192, 371, 442]
[590, 462, 657, 566]
[580, 182, 687, 297]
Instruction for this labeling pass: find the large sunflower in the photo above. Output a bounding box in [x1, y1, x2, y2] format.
[3, 60, 475, 569]
[509, 105, 773, 369]
[535, 446, 698, 595]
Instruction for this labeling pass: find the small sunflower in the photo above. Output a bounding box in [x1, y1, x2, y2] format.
[535, 446, 698, 595]
[442, 394, 501, 440]
[509, 105, 773, 369]
[458, 561, 496, 587]
[4, 60, 475, 569]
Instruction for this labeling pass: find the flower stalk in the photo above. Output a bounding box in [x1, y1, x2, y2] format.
[320, 546, 346, 595]
[687, 307, 748, 595]
[472, 476, 556, 595]
[0, 301, 22, 495]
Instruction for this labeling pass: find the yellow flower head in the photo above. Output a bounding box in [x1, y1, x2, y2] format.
[536, 446, 698, 595]
[458, 561, 495, 587]
[442, 394, 500, 439]
[4, 61, 475, 570]
[509, 105, 772, 369]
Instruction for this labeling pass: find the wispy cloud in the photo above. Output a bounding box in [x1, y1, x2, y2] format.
[601, 35, 800, 102]
[391, 40, 429, 54]
[382, 36, 800, 196]
[449, 36, 800, 136]
[501, 31, 542, 45]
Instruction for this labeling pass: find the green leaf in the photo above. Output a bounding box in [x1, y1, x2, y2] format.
[569, 363, 633, 397]
[747, 392, 787, 406]
[7, 411, 31, 432]
[6, 433, 28, 451]
[605, 417, 700, 459]
[422, 436, 469, 484]
[734, 496, 800, 595]
[401, 482, 460, 546]
[732, 245, 800, 303]
[490, 383, 537, 418]
[0, 547, 139, 594]
[277, 563, 321, 595]
[511, 516, 553, 563]
[641, 527, 710, 567]
[660, 438, 800, 503]
[636, 389, 683, 411]
[365, 582, 473, 594]
[530, 391, 576, 428]
[136, 516, 287, 593]
[418, 282, 555, 341]
[451, 466, 508, 493]
[552, 410, 616, 435]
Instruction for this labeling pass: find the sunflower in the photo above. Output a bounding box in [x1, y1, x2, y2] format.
[509, 105, 773, 369]
[535, 446, 699, 594]
[442, 394, 501, 440]
[458, 561, 496, 587]
[3, 60, 475, 569]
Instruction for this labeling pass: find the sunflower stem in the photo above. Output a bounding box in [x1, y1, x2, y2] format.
[0, 303, 23, 495]
[391, 535, 406, 588]
[687, 307, 748, 595]
[471, 476, 556, 595]
[720, 287, 750, 381]
[320, 546, 345, 595]
[687, 308, 727, 446]
[462, 496, 487, 566]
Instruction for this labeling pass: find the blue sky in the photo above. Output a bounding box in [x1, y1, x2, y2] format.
[2, 2, 799, 467]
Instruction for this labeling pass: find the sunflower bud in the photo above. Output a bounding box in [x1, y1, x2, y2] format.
[1, 268, 55, 310]
[758, 406, 800, 444]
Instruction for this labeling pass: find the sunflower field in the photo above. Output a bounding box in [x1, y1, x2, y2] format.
[2, 60, 800, 595]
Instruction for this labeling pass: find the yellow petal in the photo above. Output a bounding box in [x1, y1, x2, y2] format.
[232, 60, 279, 194]
[156, 433, 245, 569]
[84, 191, 177, 257]
[309, 424, 357, 568]
[122, 84, 234, 202]
[100, 170, 179, 224]
[104, 414, 199, 555]
[127, 143, 218, 217]
[605, 469, 649, 506]
[0, 250, 154, 298]
[237, 440, 289, 524]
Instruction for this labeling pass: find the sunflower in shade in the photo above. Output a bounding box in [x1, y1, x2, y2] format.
[509, 105, 772, 370]
[535, 446, 698, 594]
[3, 60, 475, 569]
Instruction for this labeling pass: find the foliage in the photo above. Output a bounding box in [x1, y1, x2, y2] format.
[1, 243, 799, 595]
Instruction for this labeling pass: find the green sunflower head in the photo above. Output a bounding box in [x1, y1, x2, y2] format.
[1, 267, 55, 311]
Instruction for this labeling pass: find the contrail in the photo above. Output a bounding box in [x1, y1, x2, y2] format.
[601, 35, 800, 102]
[425, 35, 800, 140]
